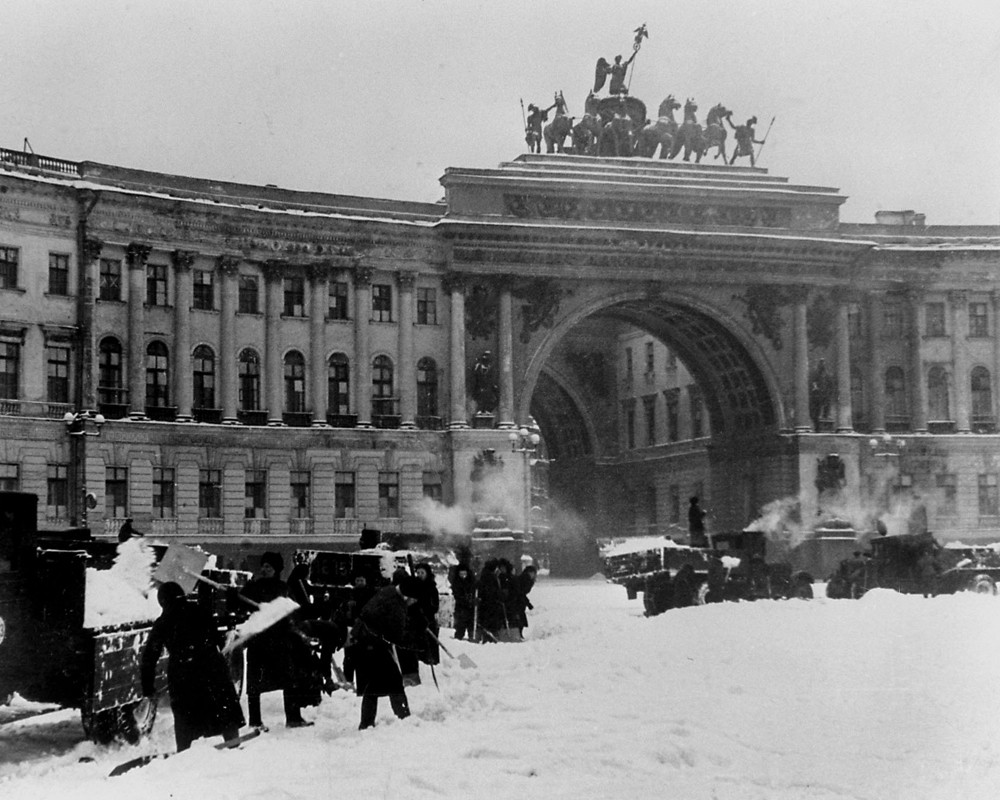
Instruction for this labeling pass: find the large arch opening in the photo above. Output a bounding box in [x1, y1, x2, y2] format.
[523, 293, 784, 574]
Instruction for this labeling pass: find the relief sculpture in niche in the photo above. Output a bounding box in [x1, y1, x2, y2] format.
[514, 278, 567, 343]
[465, 282, 499, 341]
[733, 284, 791, 351]
[807, 293, 836, 350]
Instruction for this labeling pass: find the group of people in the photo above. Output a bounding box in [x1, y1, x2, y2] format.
[450, 558, 537, 643]
[142, 550, 522, 752]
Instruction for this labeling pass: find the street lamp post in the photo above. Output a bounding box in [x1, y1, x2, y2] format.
[64, 410, 105, 528]
[508, 426, 540, 538]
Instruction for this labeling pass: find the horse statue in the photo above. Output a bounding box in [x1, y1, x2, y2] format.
[571, 113, 602, 154]
[597, 113, 635, 157]
[698, 103, 732, 161]
[542, 92, 573, 153]
[634, 94, 680, 158]
[668, 98, 703, 161]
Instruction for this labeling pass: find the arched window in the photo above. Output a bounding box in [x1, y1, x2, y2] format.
[146, 341, 170, 407]
[192, 345, 216, 409]
[238, 349, 260, 411]
[372, 355, 394, 416]
[971, 366, 993, 420]
[884, 366, 907, 419]
[328, 353, 350, 415]
[98, 337, 124, 403]
[284, 351, 306, 412]
[927, 365, 950, 421]
[417, 357, 438, 418]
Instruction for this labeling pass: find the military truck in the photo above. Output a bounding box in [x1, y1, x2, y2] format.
[603, 530, 815, 616]
[826, 531, 1000, 598]
[0, 491, 248, 743]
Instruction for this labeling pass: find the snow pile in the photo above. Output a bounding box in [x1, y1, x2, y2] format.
[82, 538, 160, 629]
[222, 597, 300, 654]
[5, 580, 1000, 799]
[601, 535, 688, 558]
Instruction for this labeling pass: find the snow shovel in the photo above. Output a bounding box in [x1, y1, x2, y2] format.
[427, 629, 477, 669]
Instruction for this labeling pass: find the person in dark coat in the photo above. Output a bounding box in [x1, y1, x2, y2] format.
[351, 576, 424, 729]
[476, 559, 505, 642]
[688, 497, 708, 547]
[241, 551, 317, 729]
[449, 562, 477, 641]
[412, 562, 440, 666]
[509, 565, 538, 637]
[141, 582, 244, 752]
[336, 573, 378, 686]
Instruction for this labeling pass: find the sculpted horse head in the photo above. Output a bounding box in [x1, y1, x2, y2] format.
[657, 94, 681, 120]
[683, 98, 699, 124]
[706, 104, 731, 127]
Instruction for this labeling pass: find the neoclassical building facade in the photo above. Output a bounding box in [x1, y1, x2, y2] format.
[4, 147, 1000, 562]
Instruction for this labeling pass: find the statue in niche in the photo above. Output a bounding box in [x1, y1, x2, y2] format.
[470, 448, 504, 506]
[471, 350, 500, 414]
[815, 453, 846, 499]
[809, 358, 836, 430]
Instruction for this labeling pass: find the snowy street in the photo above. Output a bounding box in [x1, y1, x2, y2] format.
[3, 576, 1000, 800]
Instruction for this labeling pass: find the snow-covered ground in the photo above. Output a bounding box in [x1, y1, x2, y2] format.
[3, 577, 1000, 800]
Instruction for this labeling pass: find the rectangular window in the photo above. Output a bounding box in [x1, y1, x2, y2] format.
[624, 348, 633, 386]
[152, 467, 176, 518]
[969, 302, 989, 338]
[884, 300, 904, 338]
[46, 464, 69, 520]
[623, 400, 635, 449]
[0, 247, 18, 290]
[48, 253, 70, 296]
[290, 470, 311, 519]
[245, 469, 267, 519]
[328, 281, 349, 320]
[665, 349, 677, 370]
[46, 343, 71, 403]
[925, 302, 945, 337]
[423, 471, 443, 503]
[645, 341, 655, 374]
[0, 463, 19, 491]
[0, 341, 20, 399]
[372, 284, 393, 322]
[335, 471, 356, 519]
[283, 276, 305, 317]
[193, 270, 215, 310]
[199, 469, 222, 518]
[416, 287, 437, 325]
[979, 474, 999, 517]
[690, 386, 704, 438]
[668, 484, 680, 525]
[378, 471, 399, 517]
[99, 258, 122, 301]
[936, 473, 957, 517]
[238, 275, 259, 314]
[105, 466, 128, 519]
[147, 263, 168, 306]
[665, 390, 679, 442]
[643, 395, 656, 446]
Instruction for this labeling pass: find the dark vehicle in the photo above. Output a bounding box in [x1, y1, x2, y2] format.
[604, 530, 815, 616]
[826, 531, 1000, 598]
[0, 491, 249, 743]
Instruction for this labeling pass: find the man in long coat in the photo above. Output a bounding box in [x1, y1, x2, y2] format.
[141, 581, 244, 752]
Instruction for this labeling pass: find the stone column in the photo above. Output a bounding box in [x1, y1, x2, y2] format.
[992, 291, 1000, 426]
[79, 237, 103, 410]
[172, 250, 195, 422]
[834, 296, 853, 433]
[868, 293, 886, 433]
[792, 291, 811, 432]
[498, 280, 515, 429]
[125, 243, 151, 419]
[353, 265, 374, 427]
[263, 260, 285, 426]
[309, 263, 329, 426]
[398, 271, 417, 429]
[218, 255, 240, 424]
[907, 289, 928, 433]
[950, 290, 971, 433]
[446, 274, 469, 429]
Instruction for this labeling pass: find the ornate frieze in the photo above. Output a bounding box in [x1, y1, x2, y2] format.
[503, 193, 793, 228]
[513, 278, 569, 343]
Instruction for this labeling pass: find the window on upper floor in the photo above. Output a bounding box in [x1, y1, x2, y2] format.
[193, 345, 216, 409]
[238, 349, 261, 411]
[969, 302, 989, 338]
[48, 253, 70, 296]
[883, 300, 905, 338]
[146, 263, 168, 306]
[145, 341, 170, 407]
[245, 469, 267, 519]
[372, 284, 393, 322]
[925, 302, 945, 337]
[290, 470, 311, 519]
[46, 342, 71, 403]
[0, 340, 20, 399]
[153, 467, 176, 518]
[417, 287, 437, 325]
[193, 270, 215, 310]
[99, 258, 122, 301]
[238, 274, 259, 313]
[0, 247, 18, 290]
[329, 280, 349, 320]
[328, 353, 350, 415]
[283, 276, 305, 317]
[199, 469, 222, 518]
[0, 463, 19, 491]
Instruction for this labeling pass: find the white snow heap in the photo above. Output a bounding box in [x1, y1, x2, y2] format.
[82, 537, 161, 628]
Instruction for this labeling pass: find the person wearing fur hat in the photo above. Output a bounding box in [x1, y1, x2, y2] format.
[351, 577, 425, 729]
[241, 551, 317, 730]
[141, 582, 245, 751]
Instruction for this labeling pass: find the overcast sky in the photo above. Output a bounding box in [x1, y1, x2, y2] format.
[3, 0, 999, 225]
